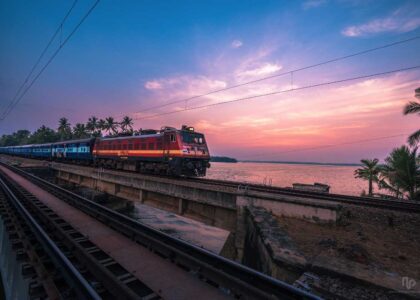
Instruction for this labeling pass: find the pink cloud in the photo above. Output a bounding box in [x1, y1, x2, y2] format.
[342, 9, 420, 37]
[144, 80, 163, 90]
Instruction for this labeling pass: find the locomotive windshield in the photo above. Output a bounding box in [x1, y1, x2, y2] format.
[181, 131, 205, 144]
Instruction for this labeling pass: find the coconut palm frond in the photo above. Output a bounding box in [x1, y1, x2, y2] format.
[403, 101, 420, 115]
[408, 129, 420, 147]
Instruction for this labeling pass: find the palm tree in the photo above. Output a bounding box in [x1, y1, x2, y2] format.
[73, 123, 88, 139]
[98, 119, 106, 134]
[86, 116, 98, 136]
[403, 87, 420, 146]
[58, 117, 72, 141]
[354, 159, 380, 196]
[120, 115, 133, 134]
[378, 146, 419, 200]
[104, 117, 118, 136]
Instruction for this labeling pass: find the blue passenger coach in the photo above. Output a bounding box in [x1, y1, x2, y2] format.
[52, 138, 94, 160]
[32, 143, 52, 158]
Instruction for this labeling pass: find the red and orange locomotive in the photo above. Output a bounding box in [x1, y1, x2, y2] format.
[94, 125, 210, 176]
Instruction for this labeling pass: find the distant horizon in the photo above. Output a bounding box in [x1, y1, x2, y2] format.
[212, 156, 362, 166]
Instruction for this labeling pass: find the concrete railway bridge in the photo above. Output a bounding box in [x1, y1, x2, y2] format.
[1, 156, 420, 299]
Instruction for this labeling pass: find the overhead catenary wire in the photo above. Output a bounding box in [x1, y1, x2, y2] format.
[133, 65, 420, 120]
[0, 0, 100, 122]
[0, 0, 79, 120]
[240, 133, 409, 159]
[129, 35, 420, 116]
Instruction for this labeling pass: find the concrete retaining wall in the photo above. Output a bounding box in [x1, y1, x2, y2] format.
[242, 206, 307, 283]
[0, 216, 31, 300]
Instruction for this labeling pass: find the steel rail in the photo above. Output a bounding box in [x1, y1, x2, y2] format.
[3, 155, 419, 212]
[2, 154, 417, 212]
[0, 170, 158, 300]
[0, 176, 101, 300]
[0, 161, 321, 300]
[190, 177, 420, 213]
[51, 158, 419, 212]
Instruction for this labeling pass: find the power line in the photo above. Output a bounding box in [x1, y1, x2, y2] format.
[241, 133, 409, 158]
[0, 0, 78, 120]
[133, 65, 420, 120]
[131, 35, 420, 116]
[0, 0, 100, 122]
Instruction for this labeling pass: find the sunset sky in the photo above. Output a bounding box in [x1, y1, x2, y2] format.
[0, 0, 419, 163]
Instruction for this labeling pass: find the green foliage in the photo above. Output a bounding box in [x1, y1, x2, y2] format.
[354, 158, 380, 196]
[0, 130, 31, 146]
[120, 116, 133, 135]
[29, 125, 59, 144]
[0, 115, 142, 147]
[58, 117, 72, 141]
[103, 117, 118, 136]
[72, 123, 89, 139]
[378, 146, 420, 200]
[403, 87, 420, 146]
[86, 116, 102, 137]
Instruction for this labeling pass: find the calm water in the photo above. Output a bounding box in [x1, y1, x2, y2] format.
[206, 162, 368, 196]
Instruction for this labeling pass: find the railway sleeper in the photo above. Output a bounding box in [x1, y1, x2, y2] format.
[0, 189, 64, 299]
[1, 170, 160, 300]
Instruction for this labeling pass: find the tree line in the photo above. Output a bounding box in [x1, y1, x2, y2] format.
[355, 87, 420, 200]
[0, 115, 136, 146]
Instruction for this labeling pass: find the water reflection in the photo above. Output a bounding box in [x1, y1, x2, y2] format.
[207, 162, 370, 196]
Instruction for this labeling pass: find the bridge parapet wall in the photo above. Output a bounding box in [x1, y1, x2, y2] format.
[52, 163, 339, 239]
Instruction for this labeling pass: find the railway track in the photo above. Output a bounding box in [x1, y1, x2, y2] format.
[0, 168, 159, 299]
[0, 161, 320, 300]
[2, 155, 418, 212]
[190, 177, 420, 213]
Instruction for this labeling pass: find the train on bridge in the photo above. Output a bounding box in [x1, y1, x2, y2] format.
[0, 125, 211, 177]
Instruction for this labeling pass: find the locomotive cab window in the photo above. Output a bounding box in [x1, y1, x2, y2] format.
[170, 134, 176, 142]
[182, 132, 205, 144]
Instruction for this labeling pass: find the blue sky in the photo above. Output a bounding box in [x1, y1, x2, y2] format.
[0, 0, 419, 162]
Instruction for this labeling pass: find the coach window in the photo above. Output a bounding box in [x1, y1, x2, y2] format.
[128, 143, 133, 150]
[134, 143, 139, 150]
[117, 144, 121, 150]
[141, 143, 147, 150]
[149, 143, 154, 150]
